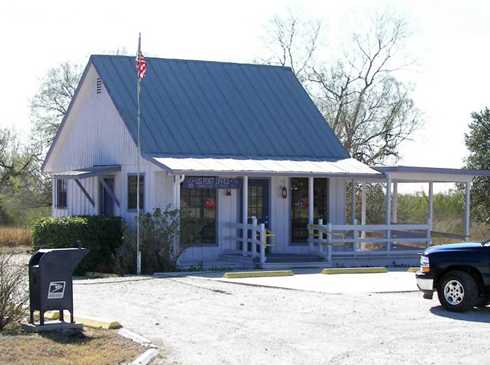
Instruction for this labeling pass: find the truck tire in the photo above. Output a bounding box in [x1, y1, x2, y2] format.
[437, 271, 478, 312]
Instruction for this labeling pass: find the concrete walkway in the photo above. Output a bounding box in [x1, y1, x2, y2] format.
[214, 270, 418, 294]
[73, 271, 490, 365]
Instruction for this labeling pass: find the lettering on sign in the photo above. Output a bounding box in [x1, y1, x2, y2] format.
[182, 177, 242, 189]
[47, 281, 66, 300]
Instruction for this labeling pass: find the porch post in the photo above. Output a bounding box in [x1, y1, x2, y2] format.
[242, 176, 248, 256]
[428, 182, 434, 246]
[464, 181, 471, 241]
[351, 179, 356, 224]
[308, 176, 314, 251]
[361, 182, 366, 240]
[392, 182, 398, 224]
[428, 182, 434, 226]
[385, 174, 392, 252]
[173, 175, 184, 257]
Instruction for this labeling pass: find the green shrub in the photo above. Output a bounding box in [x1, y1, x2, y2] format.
[31, 216, 123, 274]
[113, 207, 204, 275]
[114, 207, 180, 275]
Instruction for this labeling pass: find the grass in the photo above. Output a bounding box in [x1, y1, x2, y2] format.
[0, 226, 31, 248]
[0, 325, 146, 365]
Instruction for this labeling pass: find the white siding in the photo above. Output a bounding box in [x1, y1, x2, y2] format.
[218, 188, 239, 251]
[45, 64, 139, 172]
[152, 172, 174, 211]
[270, 176, 290, 252]
[45, 64, 168, 221]
[52, 177, 97, 217]
[329, 178, 346, 225]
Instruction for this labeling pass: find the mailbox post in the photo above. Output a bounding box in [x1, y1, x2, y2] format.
[28, 248, 88, 326]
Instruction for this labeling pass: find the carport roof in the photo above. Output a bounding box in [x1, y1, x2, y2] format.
[376, 165, 490, 183]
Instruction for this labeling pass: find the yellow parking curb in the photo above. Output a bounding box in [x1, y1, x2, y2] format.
[321, 267, 388, 275]
[407, 267, 419, 273]
[224, 270, 294, 279]
[77, 317, 122, 330]
[35, 312, 121, 329]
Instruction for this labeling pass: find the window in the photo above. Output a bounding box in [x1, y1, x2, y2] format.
[181, 186, 217, 244]
[127, 175, 144, 210]
[56, 179, 67, 209]
[291, 178, 308, 242]
[290, 178, 329, 243]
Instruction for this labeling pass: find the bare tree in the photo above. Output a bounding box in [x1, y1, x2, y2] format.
[263, 12, 421, 165]
[261, 14, 321, 83]
[0, 129, 35, 187]
[31, 62, 82, 150]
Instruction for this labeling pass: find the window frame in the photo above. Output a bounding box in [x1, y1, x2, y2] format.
[180, 184, 218, 245]
[127, 173, 145, 211]
[55, 178, 68, 209]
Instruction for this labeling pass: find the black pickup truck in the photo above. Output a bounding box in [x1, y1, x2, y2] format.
[416, 242, 490, 312]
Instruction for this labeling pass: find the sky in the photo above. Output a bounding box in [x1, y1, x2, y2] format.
[0, 0, 489, 193]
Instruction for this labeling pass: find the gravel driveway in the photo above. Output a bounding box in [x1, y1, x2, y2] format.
[74, 273, 490, 365]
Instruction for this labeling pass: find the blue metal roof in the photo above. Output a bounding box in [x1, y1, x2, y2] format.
[90, 55, 349, 160]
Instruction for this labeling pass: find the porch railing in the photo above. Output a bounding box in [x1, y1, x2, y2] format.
[228, 216, 267, 265]
[308, 219, 432, 262]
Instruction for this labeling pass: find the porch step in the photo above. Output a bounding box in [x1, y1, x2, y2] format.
[262, 261, 328, 270]
[218, 252, 257, 269]
[266, 253, 325, 263]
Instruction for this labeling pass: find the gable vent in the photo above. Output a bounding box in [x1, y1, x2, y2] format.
[96, 78, 103, 94]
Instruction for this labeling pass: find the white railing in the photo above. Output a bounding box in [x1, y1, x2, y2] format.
[227, 216, 267, 265]
[308, 219, 431, 262]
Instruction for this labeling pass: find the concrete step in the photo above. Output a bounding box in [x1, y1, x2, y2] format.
[220, 254, 256, 263]
[262, 261, 328, 270]
[267, 254, 325, 263]
[178, 260, 256, 270]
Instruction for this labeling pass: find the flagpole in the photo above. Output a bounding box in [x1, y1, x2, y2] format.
[136, 33, 142, 275]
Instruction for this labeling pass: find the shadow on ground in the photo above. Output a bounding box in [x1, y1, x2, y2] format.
[430, 305, 490, 323]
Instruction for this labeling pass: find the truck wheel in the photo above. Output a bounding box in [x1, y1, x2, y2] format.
[437, 271, 478, 312]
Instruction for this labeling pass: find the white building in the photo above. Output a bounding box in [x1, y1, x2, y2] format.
[43, 55, 490, 269]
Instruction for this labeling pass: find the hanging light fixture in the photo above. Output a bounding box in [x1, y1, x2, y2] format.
[281, 186, 288, 199]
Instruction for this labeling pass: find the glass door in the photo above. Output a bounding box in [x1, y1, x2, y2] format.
[290, 178, 329, 243]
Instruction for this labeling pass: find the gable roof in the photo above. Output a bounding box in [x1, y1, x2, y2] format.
[89, 55, 349, 161]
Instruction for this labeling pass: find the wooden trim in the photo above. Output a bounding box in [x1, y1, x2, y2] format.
[99, 177, 120, 207]
[74, 179, 95, 207]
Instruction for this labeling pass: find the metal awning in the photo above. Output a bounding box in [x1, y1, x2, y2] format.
[376, 165, 490, 183]
[150, 157, 381, 178]
[52, 165, 121, 209]
[52, 165, 121, 179]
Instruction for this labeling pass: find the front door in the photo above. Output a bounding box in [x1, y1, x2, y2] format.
[247, 179, 271, 253]
[248, 179, 270, 228]
[99, 177, 115, 216]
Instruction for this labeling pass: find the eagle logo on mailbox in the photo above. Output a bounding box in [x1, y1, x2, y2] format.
[47, 281, 66, 299]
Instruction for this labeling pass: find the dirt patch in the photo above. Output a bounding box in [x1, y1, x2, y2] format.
[0, 326, 144, 365]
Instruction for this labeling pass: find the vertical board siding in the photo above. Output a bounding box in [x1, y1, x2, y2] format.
[329, 178, 346, 225]
[218, 187, 238, 251]
[152, 172, 174, 211]
[45, 64, 139, 173]
[270, 176, 290, 252]
[46, 64, 173, 222]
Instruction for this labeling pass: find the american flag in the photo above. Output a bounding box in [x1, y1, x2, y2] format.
[136, 51, 147, 79]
